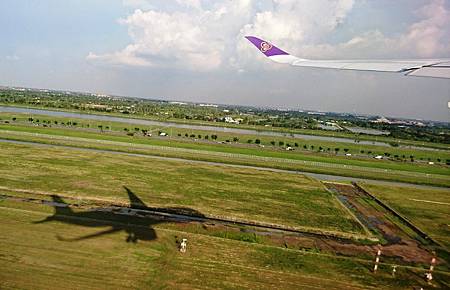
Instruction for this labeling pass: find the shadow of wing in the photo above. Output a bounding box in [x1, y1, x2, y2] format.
[56, 227, 122, 242]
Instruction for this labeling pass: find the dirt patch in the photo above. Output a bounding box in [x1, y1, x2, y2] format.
[324, 182, 436, 264]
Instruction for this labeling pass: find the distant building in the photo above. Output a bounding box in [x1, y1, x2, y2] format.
[224, 116, 241, 124]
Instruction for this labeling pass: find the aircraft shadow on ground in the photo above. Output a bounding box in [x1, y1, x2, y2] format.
[33, 186, 205, 243]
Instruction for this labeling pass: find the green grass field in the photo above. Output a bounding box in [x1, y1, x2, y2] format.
[1, 199, 447, 289]
[0, 141, 366, 236]
[2, 112, 449, 163]
[1, 123, 449, 187]
[1, 112, 450, 289]
[361, 183, 450, 249]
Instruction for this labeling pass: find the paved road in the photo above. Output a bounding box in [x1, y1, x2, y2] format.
[1, 138, 448, 191]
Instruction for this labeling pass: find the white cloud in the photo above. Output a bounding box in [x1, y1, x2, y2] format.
[297, 0, 450, 59]
[89, 0, 450, 70]
[5, 54, 20, 61]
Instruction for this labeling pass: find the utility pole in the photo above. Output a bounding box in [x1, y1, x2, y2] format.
[425, 256, 436, 284]
[373, 248, 382, 273]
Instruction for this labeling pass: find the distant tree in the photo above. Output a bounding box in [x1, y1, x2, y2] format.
[360, 150, 364, 154]
[255, 139, 261, 144]
[204, 135, 209, 140]
[233, 137, 239, 142]
[28, 117, 33, 122]
[270, 141, 275, 146]
[294, 143, 299, 147]
[73, 122, 78, 126]
[437, 158, 441, 163]
[343, 148, 349, 153]
[446, 159, 450, 165]
[319, 146, 323, 151]
[185, 133, 189, 137]
[12, 117, 16, 121]
[190, 134, 196, 138]
[279, 141, 284, 146]
[367, 151, 372, 154]
[303, 145, 307, 149]
[98, 125, 103, 132]
[198, 134, 202, 139]
[127, 132, 134, 136]
[211, 135, 218, 140]
[247, 139, 253, 143]
[177, 133, 182, 137]
[135, 127, 140, 131]
[334, 148, 340, 154]
[124, 128, 129, 132]
[105, 126, 110, 130]
[310, 145, 315, 150]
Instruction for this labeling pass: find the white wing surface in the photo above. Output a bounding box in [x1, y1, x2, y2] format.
[246, 36, 450, 79]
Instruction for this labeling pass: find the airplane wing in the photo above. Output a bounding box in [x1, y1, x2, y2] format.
[245, 36, 450, 79]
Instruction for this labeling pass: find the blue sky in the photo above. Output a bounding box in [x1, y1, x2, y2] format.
[1, 0, 449, 121]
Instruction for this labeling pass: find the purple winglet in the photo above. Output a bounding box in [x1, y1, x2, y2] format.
[245, 36, 289, 57]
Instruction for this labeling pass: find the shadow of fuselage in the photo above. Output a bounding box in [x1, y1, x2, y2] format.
[34, 186, 204, 243]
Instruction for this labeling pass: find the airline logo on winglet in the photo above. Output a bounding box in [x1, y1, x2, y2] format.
[245, 36, 289, 57]
[260, 42, 272, 53]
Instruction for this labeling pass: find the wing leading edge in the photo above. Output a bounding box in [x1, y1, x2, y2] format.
[245, 36, 450, 79]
